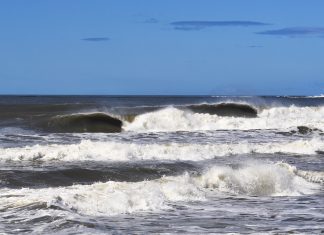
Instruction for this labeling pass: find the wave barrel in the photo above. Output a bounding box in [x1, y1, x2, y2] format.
[47, 113, 122, 133]
[188, 103, 258, 117]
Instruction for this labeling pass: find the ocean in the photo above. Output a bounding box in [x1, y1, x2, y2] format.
[0, 95, 323, 234]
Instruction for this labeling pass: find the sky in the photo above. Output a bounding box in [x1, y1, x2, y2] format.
[0, 0, 324, 95]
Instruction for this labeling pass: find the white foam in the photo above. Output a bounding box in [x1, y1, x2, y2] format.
[197, 162, 320, 196]
[0, 174, 205, 216]
[123, 106, 324, 132]
[0, 138, 323, 162]
[276, 162, 324, 184]
[0, 162, 319, 216]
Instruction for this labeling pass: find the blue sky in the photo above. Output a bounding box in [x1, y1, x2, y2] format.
[0, 0, 323, 95]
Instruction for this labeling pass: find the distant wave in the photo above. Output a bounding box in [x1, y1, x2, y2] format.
[1, 102, 324, 133]
[11, 104, 324, 133]
[308, 94, 324, 98]
[0, 162, 320, 217]
[35, 103, 259, 133]
[284, 94, 324, 98]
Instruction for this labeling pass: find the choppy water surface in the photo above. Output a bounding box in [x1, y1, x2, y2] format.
[0, 96, 323, 234]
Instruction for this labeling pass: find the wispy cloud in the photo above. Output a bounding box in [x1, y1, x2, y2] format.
[82, 37, 110, 42]
[248, 45, 263, 48]
[171, 21, 270, 31]
[256, 27, 324, 37]
[144, 18, 158, 24]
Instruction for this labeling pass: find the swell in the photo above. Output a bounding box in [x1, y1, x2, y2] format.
[0, 103, 92, 126]
[0, 162, 198, 188]
[187, 103, 258, 117]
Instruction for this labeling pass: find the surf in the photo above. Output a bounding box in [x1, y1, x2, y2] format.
[124, 105, 324, 132]
[1, 100, 324, 133]
[0, 162, 320, 217]
[1, 138, 323, 162]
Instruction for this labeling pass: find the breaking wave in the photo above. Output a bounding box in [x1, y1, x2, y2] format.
[0, 162, 320, 217]
[198, 162, 322, 196]
[2, 102, 323, 133]
[1, 138, 323, 162]
[124, 105, 324, 132]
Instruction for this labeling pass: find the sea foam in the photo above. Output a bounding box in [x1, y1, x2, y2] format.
[1, 138, 323, 162]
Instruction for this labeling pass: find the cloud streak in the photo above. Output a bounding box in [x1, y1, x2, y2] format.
[256, 27, 324, 37]
[171, 20, 270, 31]
[248, 45, 263, 48]
[82, 37, 110, 42]
[144, 18, 158, 24]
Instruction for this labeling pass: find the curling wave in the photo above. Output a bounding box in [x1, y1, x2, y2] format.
[47, 113, 123, 133]
[1, 138, 323, 162]
[187, 103, 258, 117]
[37, 103, 259, 133]
[0, 162, 320, 217]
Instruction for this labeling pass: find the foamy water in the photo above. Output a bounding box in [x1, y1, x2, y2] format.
[1, 137, 323, 162]
[1, 162, 320, 217]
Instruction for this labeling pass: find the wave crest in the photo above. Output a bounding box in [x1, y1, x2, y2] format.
[198, 162, 320, 196]
[1, 138, 323, 162]
[124, 106, 324, 132]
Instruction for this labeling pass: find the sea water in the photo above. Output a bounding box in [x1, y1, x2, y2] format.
[0, 96, 323, 234]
